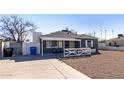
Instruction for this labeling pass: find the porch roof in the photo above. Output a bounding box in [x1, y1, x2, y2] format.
[40, 36, 81, 41]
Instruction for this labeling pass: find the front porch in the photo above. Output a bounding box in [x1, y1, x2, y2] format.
[40, 37, 91, 57]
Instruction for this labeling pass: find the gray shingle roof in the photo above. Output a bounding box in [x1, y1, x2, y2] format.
[78, 34, 98, 39]
[41, 31, 97, 39]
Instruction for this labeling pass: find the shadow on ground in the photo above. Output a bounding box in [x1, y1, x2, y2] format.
[2, 55, 59, 62]
[2, 52, 101, 62]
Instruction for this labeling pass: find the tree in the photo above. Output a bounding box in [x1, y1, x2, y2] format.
[0, 15, 37, 42]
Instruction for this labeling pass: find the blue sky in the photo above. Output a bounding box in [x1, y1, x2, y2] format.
[1, 14, 124, 40]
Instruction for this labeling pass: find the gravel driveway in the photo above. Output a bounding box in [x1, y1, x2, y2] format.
[62, 50, 124, 79]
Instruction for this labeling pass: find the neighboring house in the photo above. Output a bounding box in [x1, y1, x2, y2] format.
[106, 34, 124, 47]
[40, 30, 98, 57]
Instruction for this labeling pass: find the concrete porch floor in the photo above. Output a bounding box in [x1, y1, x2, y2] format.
[0, 57, 90, 79]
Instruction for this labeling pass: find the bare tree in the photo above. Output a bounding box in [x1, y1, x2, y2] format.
[0, 15, 37, 42]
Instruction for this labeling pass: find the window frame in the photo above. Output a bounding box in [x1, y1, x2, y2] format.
[85, 40, 93, 48]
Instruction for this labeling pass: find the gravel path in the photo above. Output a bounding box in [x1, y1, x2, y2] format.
[62, 50, 124, 79]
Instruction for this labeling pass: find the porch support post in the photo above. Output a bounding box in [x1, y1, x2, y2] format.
[63, 40, 65, 57]
[80, 40, 81, 48]
[41, 39, 43, 56]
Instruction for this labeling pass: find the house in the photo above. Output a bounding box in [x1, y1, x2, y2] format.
[106, 34, 124, 47]
[1, 30, 98, 57]
[39, 30, 98, 57]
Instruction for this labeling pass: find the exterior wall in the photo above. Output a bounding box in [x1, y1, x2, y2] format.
[91, 49, 96, 53]
[81, 39, 98, 53]
[32, 32, 42, 43]
[93, 39, 98, 50]
[22, 42, 40, 55]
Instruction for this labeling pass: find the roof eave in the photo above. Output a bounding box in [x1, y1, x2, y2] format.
[40, 36, 81, 41]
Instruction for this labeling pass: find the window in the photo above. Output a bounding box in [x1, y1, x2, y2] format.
[51, 41, 58, 47]
[46, 41, 62, 48]
[87, 40, 91, 48]
[46, 41, 51, 48]
[85, 40, 93, 48]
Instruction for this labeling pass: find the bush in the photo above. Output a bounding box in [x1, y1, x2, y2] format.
[99, 40, 106, 43]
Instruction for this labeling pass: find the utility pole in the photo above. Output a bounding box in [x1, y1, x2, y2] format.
[105, 29, 107, 40]
[100, 29, 102, 39]
[93, 30, 96, 37]
[112, 30, 114, 38]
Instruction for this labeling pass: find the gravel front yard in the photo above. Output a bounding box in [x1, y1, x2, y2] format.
[62, 50, 124, 79]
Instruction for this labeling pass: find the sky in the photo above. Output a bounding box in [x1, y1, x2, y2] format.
[1, 14, 124, 40]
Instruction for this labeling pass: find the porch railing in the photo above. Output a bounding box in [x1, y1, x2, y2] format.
[64, 48, 91, 57]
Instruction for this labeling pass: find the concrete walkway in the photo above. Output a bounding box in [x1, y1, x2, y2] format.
[0, 58, 90, 79]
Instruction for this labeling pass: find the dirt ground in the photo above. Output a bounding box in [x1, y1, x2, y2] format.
[62, 50, 124, 79]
